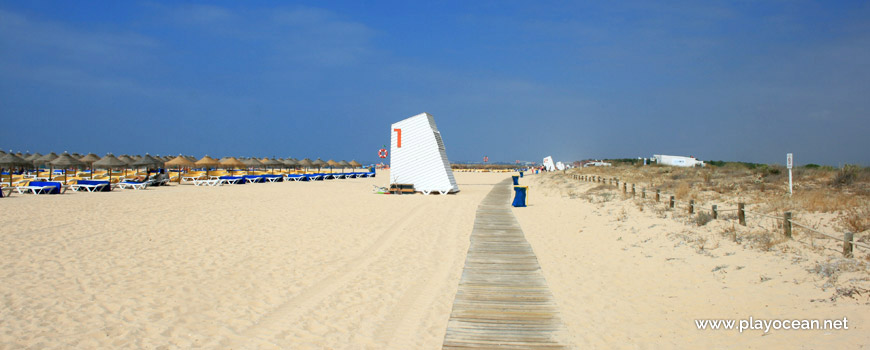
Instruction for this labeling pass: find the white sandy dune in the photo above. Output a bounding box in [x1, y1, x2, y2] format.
[514, 173, 869, 349]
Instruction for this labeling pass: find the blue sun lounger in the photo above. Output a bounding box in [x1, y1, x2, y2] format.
[285, 174, 309, 181]
[71, 180, 111, 192]
[242, 175, 265, 183]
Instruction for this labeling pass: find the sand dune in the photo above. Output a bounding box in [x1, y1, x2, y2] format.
[514, 173, 869, 349]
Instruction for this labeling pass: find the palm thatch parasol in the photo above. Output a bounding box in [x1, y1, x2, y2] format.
[93, 154, 128, 184]
[282, 158, 298, 172]
[35, 152, 59, 179]
[260, 157, 282, 174]
[165, 155, 195, 183]
[338, 160, 351, 173]
[220, 157, 245, 176]
[326, 159, 339, 173]
[195, 155, 220, 178]
[298, 158, 314, 173]
[312, 158, 327, 172]
[349, 160, 362, 172]
[116, 155, 135, 177]
[132, 154, 161, 181]
[25, 152, 43, 163]
[0, 153, 31, 187]
[50, 152, 85, 184]
[240, 157, 263, 172]
[79, 153, 101, 179]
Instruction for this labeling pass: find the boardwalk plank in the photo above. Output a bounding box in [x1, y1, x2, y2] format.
[442, 178, 572, 349]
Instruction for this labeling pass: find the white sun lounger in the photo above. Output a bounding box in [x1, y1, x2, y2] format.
[70, 183, 109, 192]
[15, 185, 56, 194]
[117, 182, 148, 190]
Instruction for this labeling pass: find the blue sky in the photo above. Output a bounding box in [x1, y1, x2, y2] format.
[1, 1, 868, 165]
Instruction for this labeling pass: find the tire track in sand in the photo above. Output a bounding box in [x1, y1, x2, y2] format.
[225, 203, 427, 349]
[374, 203, 467, 349]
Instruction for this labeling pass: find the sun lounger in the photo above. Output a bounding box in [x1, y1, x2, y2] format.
[70, 180, 111, 192]
[218, 176, 244, 185]
[15, 181, 65, 194]
[284, 174, 309, 181]
[242, 175, 265, 183]
[1, 187, 13, 198]
[192, 179, 220, 186]
[262, 175, 283, 182]
[182, 175, 205, 182]
[117, 181, 149, 190]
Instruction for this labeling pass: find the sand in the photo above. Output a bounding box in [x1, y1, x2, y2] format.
[514, 172, 869, 349]
[3, 170, 868, 349]
[0, 172, 509, 349]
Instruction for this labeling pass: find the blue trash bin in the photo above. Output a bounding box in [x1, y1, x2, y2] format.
[512, 186, 527, 207]
[519, 171, 524, 178]
[511, 175, 519, 185]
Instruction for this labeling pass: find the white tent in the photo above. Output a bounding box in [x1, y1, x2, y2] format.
[389, 113, 459, 194]
[543, 156, 556, 171]
[556, 161, 566, 171]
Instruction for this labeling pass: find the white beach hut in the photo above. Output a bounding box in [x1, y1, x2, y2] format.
[389, 113, 459, 194]
[543, 156, 556, 171]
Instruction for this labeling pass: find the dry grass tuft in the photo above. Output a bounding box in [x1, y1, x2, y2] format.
[837, 206, 870, 233]
[695, 212, 713, 226]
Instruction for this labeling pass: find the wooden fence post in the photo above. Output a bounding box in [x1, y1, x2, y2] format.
[623, 183, 627, 194]
[784, 212, 792, 238]
[656, 189, 660, 202]
[738, 203, 746, 226]
[642, 188, 646, 199]
[689, 200, 694, 214]
[631, 184, 636, 197]
[712, 205, 718, 219]
[669, 196, 675, 209]
[844, 232, 854, 258]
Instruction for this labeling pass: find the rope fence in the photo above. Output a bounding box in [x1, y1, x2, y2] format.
[572, 174, 868, 257]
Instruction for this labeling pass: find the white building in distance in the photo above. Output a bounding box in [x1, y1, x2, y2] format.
[653, 154, 705, 167]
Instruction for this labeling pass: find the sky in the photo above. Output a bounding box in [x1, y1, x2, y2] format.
[1, 1, 868, 166]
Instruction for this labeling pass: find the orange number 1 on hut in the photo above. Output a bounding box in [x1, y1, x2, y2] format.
[393, 128, 402, 148]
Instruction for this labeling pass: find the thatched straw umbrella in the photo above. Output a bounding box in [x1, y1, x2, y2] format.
[35, 152, 59, 179]
[260, 157, 282, 174]
[326, 159, 339, 173]
[338, 160, 351, 173]
[25, 152, 43, 163]
[240, 158, 263, 172]
[93, 154, 128, 184]
[165, 155, 195, 183]
[312, 158, 327, 173]
[349, 160, 362, 171]
[0, 153, 30, 187]
[78, 153, 101, 179]
[298, 158, 313, 173]
[220, 157, 245, 176]
[116, 155, 135, 177]
[49, 153, 85, 184]
[132, 154, 161, 182]
[282, 158, 298, 173]
[195, 155, 220, 178]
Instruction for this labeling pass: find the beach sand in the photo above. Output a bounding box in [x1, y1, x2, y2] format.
[3, 170, 868, 349]
[0, 171, 508, 349]
[514, 173, 869, 349]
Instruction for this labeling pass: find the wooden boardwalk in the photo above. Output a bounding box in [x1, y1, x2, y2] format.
[442, 179, 572, 349]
